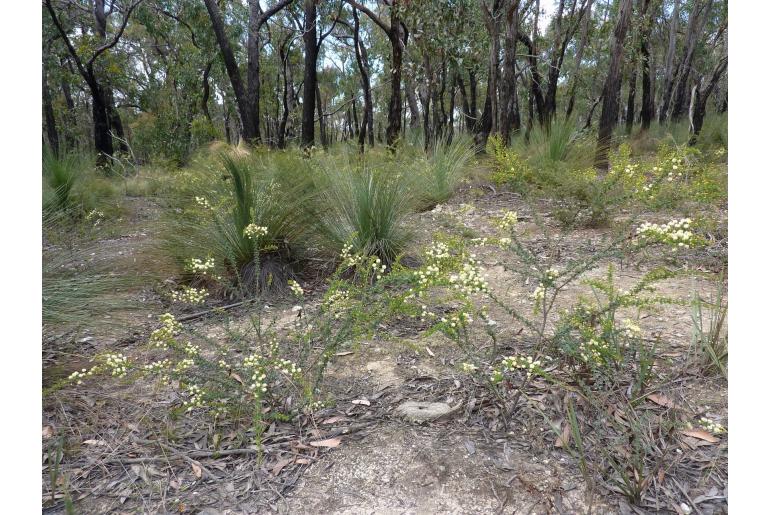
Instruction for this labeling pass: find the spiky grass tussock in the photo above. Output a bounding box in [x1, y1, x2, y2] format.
[309, 157, 418, 265]
[416, 134, 478, 210]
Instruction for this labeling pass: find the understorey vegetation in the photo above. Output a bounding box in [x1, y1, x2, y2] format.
[42, 0, 726, 513]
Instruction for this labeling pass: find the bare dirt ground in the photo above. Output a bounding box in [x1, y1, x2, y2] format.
[42, 182, 727, 514]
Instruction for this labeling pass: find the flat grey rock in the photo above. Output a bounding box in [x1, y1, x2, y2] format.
[394, 401, 453, 423]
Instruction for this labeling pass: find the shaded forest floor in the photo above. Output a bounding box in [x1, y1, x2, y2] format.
[42, 166, 728, 514]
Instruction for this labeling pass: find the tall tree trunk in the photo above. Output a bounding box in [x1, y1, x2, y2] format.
[352, 6, 374, 151]
[518, 32, 546, 127]
[658, 0, 679, 123]
[566, 0, 594, 118]
[203, 0, 257, 142]
[625, 59, 637, 134]
[500, 0, 521, 144]
[43, 66, 60, 156]
[639, 0, 654, 130]
[420, 51, 433, 151]
[202, 61, 213, 122]
[385, 6, 404, 149]
[301, 0, 319, 148]
[456, 71, 473, 132]
[482, 0, 502, 137]
[689, 53, 727, 143]
[405, 77, 421, 128]
[316, 82, 327, 149]
[671, 0, 713, 121]
[595, 0, 633, 170]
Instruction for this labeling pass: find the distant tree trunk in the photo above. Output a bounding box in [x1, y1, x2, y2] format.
[59, 61, 77, 150]
[43, 66, 60, 156]
[201, 61, 213, 122]
[517, 33, 546, 127]
[420, 52, 433, 151]
[639, 0, 654, 130]
[301, 0, 319, 148]
[405, 76, 421, 128]
[352, 6, 374, 150]
[203, 0, 257, 142]
[500, 0, 521, 144]
[351, 98, 359, 137]
[595, 0, 633, 170]
[566, 0, 594, 118]
[385, 9, 404, 148]
[658, 0, 679, 123]
[456, 71, 472, 132]
[45, 0, 140, 165]
[689, 53, 727, 144]
[469, 69, 478, 128]
[482, 0, 502, 138]
[625, 60, 637, 134]
[316, 82, 328, 149]
[672, 0, 713, 121]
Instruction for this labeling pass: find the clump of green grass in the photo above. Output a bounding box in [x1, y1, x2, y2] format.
[310, 159, 417, 265]
[43, 148, 80, 212]
[161, 153, 311, 296]
[416, 134, 477, 210]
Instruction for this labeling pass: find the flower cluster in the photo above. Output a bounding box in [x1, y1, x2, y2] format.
[699, 417, 726, 434]
[194, 196, 212, 209]
[620, 319, 642, 338]
[500, 355, 543, 379]
[175, 358, 195, 372]
[543, 268, 559, 285]
[244, 224, 269, 239]
[275, 358, 301, 379]
[425, 241, 451, 261]
[186, 257, 215, 274]
[171, 286, 209, 305]
[183, 384, 205, 412]
[68, 367, 96, 385]
[448, 257, 488, 295]
[577, 337, 612, 366]
[323, 289, 350, 319]
[371, 257, 387, 280]
[495, 210, 519, 231]
[143, 359, 171, 373]
[532, 284, 545, 310]
[636, 218, 694, 248]
[288, 279, 304, 297]
[150, 313, 182, 349]
[103, 353, 130, 378]
[460, 362, 478, 373]
[85, 209, 105, 222]
[439, 310, 474, 336]
[243, 353, 268, 393]
[183, 341, 201, 357]
[339, 243, 364, 268]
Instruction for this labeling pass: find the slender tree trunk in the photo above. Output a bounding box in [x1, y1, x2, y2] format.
[501, 0, 521, 144]
[639, 0, 654, 129]
[43, 67, 60, 156]
[672, 0, 713, 121]
[405, 78, 421, 128]
[625, 60, 637, 134]
[566, 0, 594, 118]
[316, 82, 327, 149]
[352, 6, 374, 150]
[301, 0, 318, 148]
[518, 33, 546, 127]
[595, 0, 633, 170]
[385, 7, 404, 148]
[658, 0, 679, 123]
[203, 0, 257, 142]
[482, 0, 502, 136]
[689, 53, 727, 143]
[456, 71, 472, 133]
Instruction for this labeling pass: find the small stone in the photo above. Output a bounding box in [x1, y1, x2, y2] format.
[394, 401, 453, 423]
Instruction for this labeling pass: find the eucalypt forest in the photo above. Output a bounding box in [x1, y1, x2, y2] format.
[42, 0, 727, 513]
